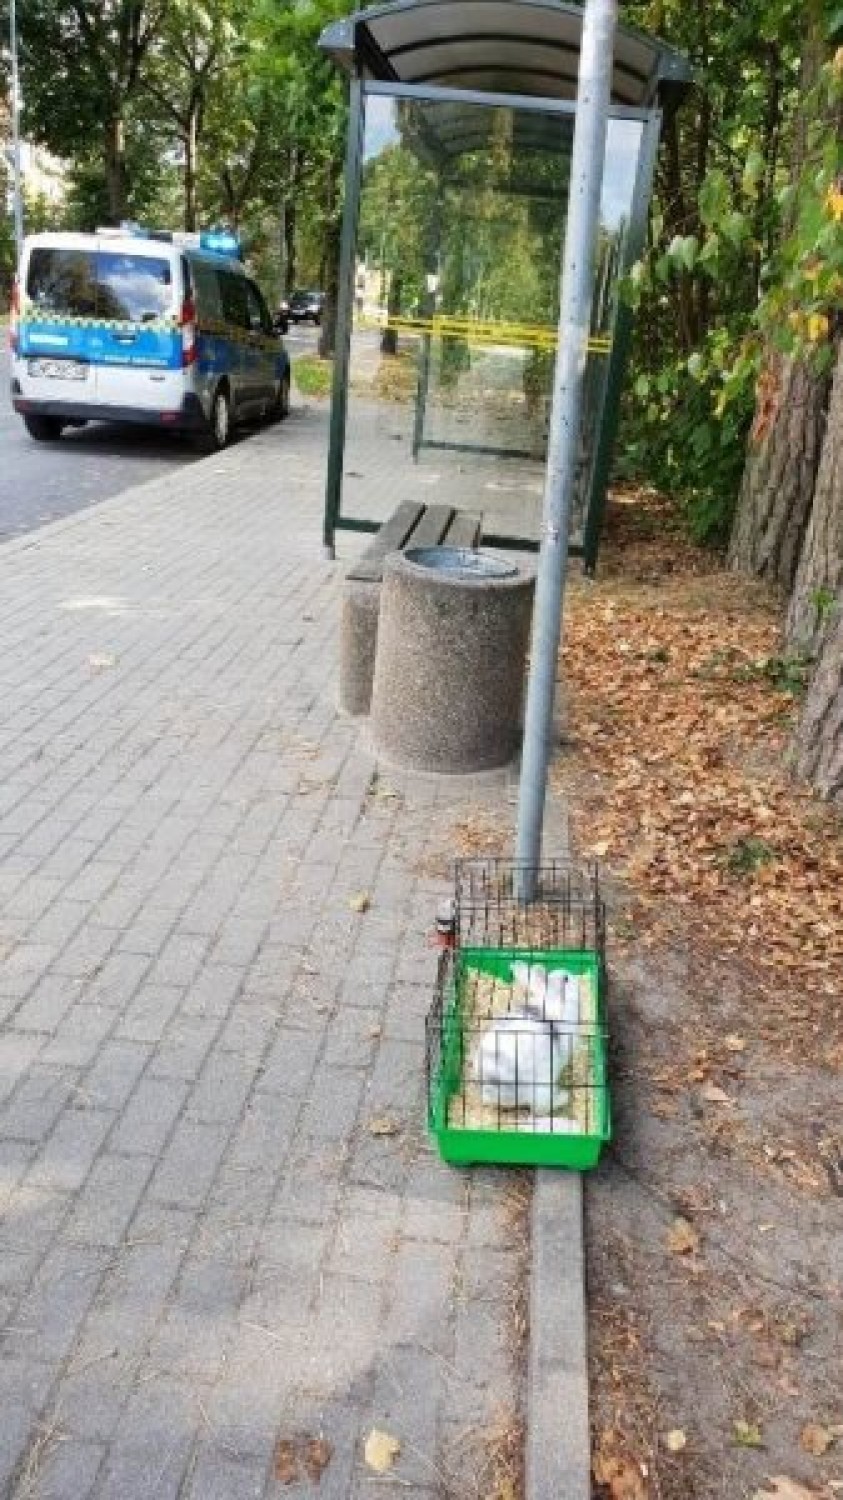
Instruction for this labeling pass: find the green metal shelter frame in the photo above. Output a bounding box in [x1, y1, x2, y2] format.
[319, 0, 690, 571]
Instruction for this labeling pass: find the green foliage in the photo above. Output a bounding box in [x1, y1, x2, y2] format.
[735, 654, 815, 692]
[617, 1, 843, 543]
[811, 585, 838, 623]
[16, 0, 348, 302]
[292, 355, 333, 398]
[618, 328, 756, 545]
[358, 143, 438, 315]
[724, 836, 777, 876]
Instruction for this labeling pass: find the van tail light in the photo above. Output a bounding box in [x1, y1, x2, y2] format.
[179, 296, 197, 367]
[8, 279, 20, 354]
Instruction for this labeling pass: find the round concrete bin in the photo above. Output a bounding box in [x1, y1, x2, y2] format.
[370, 547, 535, 773]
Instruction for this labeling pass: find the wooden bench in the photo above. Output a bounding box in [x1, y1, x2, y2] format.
[340, 501, 482, 715]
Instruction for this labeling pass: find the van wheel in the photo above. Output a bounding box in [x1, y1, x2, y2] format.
[24, 414, 64, 442]
[197, 387, 232, 453]
[270, 374, 290, 422]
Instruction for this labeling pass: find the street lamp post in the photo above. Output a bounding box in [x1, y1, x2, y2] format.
[9, 0, 24, 264]
[514, 0, 618, 895]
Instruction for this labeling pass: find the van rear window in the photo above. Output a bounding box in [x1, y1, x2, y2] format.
[97, 253, 172, 321]
[27, 248, 174, 322]
[27, 249, 97, 318]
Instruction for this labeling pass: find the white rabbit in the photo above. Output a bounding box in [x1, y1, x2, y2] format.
[509, 962, 581, 1025]
[471, 1011, 570, 1114]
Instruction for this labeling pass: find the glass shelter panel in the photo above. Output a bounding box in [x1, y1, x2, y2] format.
[339, 90, 644, 547]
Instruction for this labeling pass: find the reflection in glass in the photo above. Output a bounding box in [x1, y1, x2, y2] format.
[342, 93, 643, 546]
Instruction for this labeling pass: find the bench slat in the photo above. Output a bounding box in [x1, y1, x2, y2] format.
[407, 504, 455, 550]
[346, 502, 481, 585]
[347, 500, 425, 582]
[445, 511, 482, 548]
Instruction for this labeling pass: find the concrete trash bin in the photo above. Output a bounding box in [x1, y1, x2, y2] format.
[370, 547, 535, 773]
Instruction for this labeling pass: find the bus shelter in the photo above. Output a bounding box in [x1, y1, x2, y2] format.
[319, 0, 690, 570]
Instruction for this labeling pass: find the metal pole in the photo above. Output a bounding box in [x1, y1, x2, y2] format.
[515, 0, 617, 893]
[279, 200, 287, 300]
[10, 0, 24, 264]
[323, 74, 364, 560]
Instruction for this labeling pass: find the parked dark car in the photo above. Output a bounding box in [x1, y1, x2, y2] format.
[285, 289, 325, 325]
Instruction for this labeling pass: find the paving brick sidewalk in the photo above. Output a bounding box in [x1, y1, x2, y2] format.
[0, 407, 535, 1499]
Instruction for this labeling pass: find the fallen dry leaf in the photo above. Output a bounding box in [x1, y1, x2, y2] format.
[368, 1116, 400, 1137]
[303, 1437, 333, 1481]
[800, 1423, 836, 1457]
[665, 1429, 687, 1453]
[274, 1439, 299, 1484]
[734, 1419, 764, 1448]
[593, 1432, 647, 1500]
[700, 1082, 736, 1106]
[349, 891, 371, 914]
[364, 1429, 401, 1474]
[753, 1480, 825, 1500]
[666, 1217, 700, 1256]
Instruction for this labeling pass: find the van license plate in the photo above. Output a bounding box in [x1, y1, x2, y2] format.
[28, 359, 88, 381]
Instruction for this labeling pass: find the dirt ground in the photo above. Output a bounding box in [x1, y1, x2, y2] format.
[553, 493, 842, 1500]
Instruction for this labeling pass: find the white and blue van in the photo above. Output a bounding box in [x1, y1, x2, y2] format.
[10, 227, 291, 449]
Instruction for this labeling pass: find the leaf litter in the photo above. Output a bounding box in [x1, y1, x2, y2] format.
[552, 490, 842, 1059]
[565, 493, 842, 1500]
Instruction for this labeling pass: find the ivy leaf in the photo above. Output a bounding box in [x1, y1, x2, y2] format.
[723, 211, 750, 247]
[700, 234, 721, 267]
[679, 235, 699, 271]
[742, 149, 766, 195]
[698, 168, 730, 227]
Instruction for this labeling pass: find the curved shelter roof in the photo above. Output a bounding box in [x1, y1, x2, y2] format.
[319, 0, 691, 113]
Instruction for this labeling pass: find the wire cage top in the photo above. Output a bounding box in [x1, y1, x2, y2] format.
[452, 857, 606, 956]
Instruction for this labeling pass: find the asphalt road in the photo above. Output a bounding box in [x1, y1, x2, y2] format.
[0, 325, 317, 543]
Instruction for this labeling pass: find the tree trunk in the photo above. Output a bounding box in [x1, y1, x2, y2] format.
[184, 103, 199, 232]
[318, 214, 341, 359]
[727, 14, 830, 588]
[727, 353, 830, 588]
[791, 589, 843, 802]
[104, 112, 127, 223]
[282, 148, 301, 296]
[317, 155, 342, 360]
[380, 273, 402, 356]
[283, 198, 296, 295]
[786, 338, 843, 651]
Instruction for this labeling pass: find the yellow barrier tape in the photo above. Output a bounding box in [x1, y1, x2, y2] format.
[356, 312, 611, 355]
